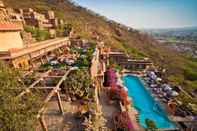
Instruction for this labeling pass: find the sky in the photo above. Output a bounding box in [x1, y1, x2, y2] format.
[72, 0, 197, 29]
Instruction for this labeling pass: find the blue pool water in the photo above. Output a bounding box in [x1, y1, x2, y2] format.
[122, 75, 175, 129]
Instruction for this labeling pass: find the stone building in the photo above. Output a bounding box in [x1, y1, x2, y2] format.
[0, 0, 9, 21]
[45, 10, 55, 19]
[0, 23, 70, 69]
[109, 51, 153, 71]
[0, 22, 24, 52]
[6, 8, 24, 27]
[1, 0, 65, 38]
[22, 8, 52, 29]
[0, 22, 69, 69]
[21, 31, 36, 45]
[0, 1, 70, 69]
[0, 0, 72, 69]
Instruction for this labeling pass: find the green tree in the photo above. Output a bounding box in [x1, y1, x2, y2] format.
[0, 61, 42, 131]
[63, 69, 91, 99]
[24, 26, 50, 41]
[56, 24, 72, 37]
[24, 25, 37, 37]
[145, 119, 157, 131]
[36, 29, 50, 41]
[63, 24, 72, 36]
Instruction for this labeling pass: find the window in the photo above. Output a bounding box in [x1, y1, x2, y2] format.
[18, 63, 22, 68]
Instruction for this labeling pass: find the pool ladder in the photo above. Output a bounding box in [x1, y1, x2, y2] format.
[136, 114, 140, 123]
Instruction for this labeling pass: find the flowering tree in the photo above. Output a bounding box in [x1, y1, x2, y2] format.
[113, 111, 133, 131]
[119, 88, 130, 107]
[104, 68, 117, 87]
[108, 85, 118, 100]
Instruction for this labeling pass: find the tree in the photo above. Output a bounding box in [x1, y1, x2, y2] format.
[36, 29, 50, 41]
[56, 24, 72, 37]
[145, 119, 157, 131]
[63, 69, 91, 100]
[0, 61, 43, 131]
[63, 24, 72, 36]
[75, 45, 95, 67]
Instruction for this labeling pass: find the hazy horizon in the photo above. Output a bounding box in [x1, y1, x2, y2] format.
[73, 0, 197, 29]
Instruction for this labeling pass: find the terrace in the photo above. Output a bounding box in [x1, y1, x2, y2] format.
[14, 40, 103, 130]
[0, 38, 69, 59]
[19, 67, 84, 130]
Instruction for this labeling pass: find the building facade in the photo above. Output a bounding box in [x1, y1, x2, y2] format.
[0, 36, 70, 68]
[109, 51, 153, 71]
[0, 1, 70, 69]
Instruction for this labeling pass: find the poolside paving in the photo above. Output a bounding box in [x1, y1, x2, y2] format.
[43, 100, 65, 131]
[127, 106, 144, 131]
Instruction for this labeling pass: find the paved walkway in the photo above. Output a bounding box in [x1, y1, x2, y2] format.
[43, 98, 81, 131]
[43, 100, 65, 131]
[99, 89, 120, 130]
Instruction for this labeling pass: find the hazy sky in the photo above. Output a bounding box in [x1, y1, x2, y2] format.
[73, 0, 197, 29]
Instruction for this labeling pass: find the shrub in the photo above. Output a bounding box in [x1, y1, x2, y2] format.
[0, 61, 43, 131]
[145, 119, 157, 131]
[56, 24, 72, 37]
[63, 69, 91, 99]
[184, 67, 197, 81]
[24, 26, 50, 41]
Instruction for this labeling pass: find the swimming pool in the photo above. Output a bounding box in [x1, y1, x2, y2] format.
[122, 75, 175, 129]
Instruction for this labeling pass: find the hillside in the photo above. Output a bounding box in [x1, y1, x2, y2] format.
[3, 0, 197, 102]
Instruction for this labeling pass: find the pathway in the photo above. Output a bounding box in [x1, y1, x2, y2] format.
[99, 89, 120, 130]
[43, 98, 81, 131]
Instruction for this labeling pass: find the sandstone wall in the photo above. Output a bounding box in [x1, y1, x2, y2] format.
[0, 31, 23, 51]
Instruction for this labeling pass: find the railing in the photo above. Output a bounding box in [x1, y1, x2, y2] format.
[3, 37, 69, 59]
[0, 51, 11, 59]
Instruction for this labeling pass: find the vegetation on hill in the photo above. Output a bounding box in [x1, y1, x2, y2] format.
[24, 25, 50, 41]
[3, 0, 197, 103]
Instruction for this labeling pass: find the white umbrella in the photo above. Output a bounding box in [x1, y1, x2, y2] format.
[163, 84, 172, 91]
[156, 77, 162, 81]
[171, 91, 179, 97]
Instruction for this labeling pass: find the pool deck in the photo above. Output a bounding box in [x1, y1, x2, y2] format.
[127, 105, 144, 131]
[117, 73, 144, 131]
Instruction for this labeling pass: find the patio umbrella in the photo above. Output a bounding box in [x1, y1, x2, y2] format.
[163, 84, 172, 91]
[156, 77, 162, 81]
[171, 91, 179, 97]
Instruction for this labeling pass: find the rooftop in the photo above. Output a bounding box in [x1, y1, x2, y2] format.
[0, 22, 23, 31]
